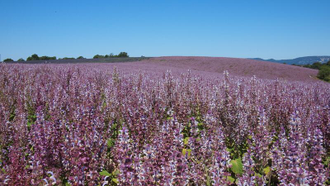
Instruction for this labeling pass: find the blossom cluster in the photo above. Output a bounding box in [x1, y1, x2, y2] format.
[0, 64, 329, 185]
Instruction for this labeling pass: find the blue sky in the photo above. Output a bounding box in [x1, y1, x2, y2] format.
[0, 0, 329, 60]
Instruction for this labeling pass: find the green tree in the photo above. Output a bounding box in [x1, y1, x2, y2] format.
[40, 56, 48, 60]
[40, 56, 56, 60]
[311, 62, 322, 70]
[27, 54, 40, 61]
[4, 58, 14, 62]
[93, 54, 105, 59]
[62, 57, 75, 60]
[326, 60, 330, 66]
[117, 52, 129, 57]
[77, 56, 85, 59]
[317, 65, 330, 82]
[17, 58, 25, 61]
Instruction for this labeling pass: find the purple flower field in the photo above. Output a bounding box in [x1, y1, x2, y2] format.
[0, 58, 329, 185]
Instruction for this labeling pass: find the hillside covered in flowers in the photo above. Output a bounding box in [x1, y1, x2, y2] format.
[0, 59, 329, 185]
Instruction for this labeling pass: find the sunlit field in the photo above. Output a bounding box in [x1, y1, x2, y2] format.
[0, 62, 329, 185]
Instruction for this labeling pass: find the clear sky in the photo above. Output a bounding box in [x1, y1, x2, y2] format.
[0, 0, 329, 61]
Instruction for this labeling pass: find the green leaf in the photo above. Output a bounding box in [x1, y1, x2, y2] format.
[166, 116, 173, 120]
[197, 122, 204, 129]
[227, 176, 235, 183]
[183, 137, 189, 145]
[99, 170, 111, 176]
[1, 168, 6, 174]
[112, 169, 120, 176]
[9, 113, 15, 121]
[27, 121, 33, 128]
[263, 166, 271, 175]
[323, 156, 330, 166]
[112, 178, 119, 184]
[230, 158, 243, 175]
[107, 138, 115, 148]
[182, 148, 191, 157]
[256, 173, 263, 178]
[206, 175, 212, 186]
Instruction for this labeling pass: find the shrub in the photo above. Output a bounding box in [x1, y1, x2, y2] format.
[62, 57, 75, 60]
[118, 52, 129, 57]
[326, 60, 330, 66]
[311, 62, 322, 70]
[27, 54, 40, 61]
[317, 65, 330, 82]
[40, 56, 56, 60]
[4, 58, 14, 62]
[303, 64, 311, 68]
[93, 52, 129, 58]
[17, 58, 25, 62]
[93, 54, 105, 59]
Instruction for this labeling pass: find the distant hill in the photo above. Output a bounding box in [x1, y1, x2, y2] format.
[128, 56, 319, 82]
[5, 57, 149, 64]
[3, 56, 320, 82]
[250, 56, 330, 65]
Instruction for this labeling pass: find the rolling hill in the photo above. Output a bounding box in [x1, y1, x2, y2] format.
[5, 56, 320, 82]
[115, 56, 319, 82]
[250, 56, 330, 65]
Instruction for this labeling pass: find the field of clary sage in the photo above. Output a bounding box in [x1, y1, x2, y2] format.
[0, 63, 329, 185]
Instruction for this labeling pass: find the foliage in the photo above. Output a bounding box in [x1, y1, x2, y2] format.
[17, 58, 25, 61]
[311, 62, 323, 69]
[13, 52, 131, 62]
[94, 52, 129, 59]
[230, 158, 243, 175]
[39, 56, 56, 60]
[301, 61, 330, 82]
[61, 57, 75, 60]
[317, 65, 330, 82]
[117, 52, 129, 57]
[302, 61, 325, 69]
[3, 58, 14, 62]
[93, 54, 105, 59]
[27, 54, 56, 61]
[0, 65, 329, 185]
[27, 54, 40, 61]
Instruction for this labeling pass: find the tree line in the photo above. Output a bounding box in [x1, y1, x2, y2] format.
[294, 61, 330, 82]
[2, 52, 129, 62]
[93, 52, 129, 59]
[316, 61, 330, 82]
